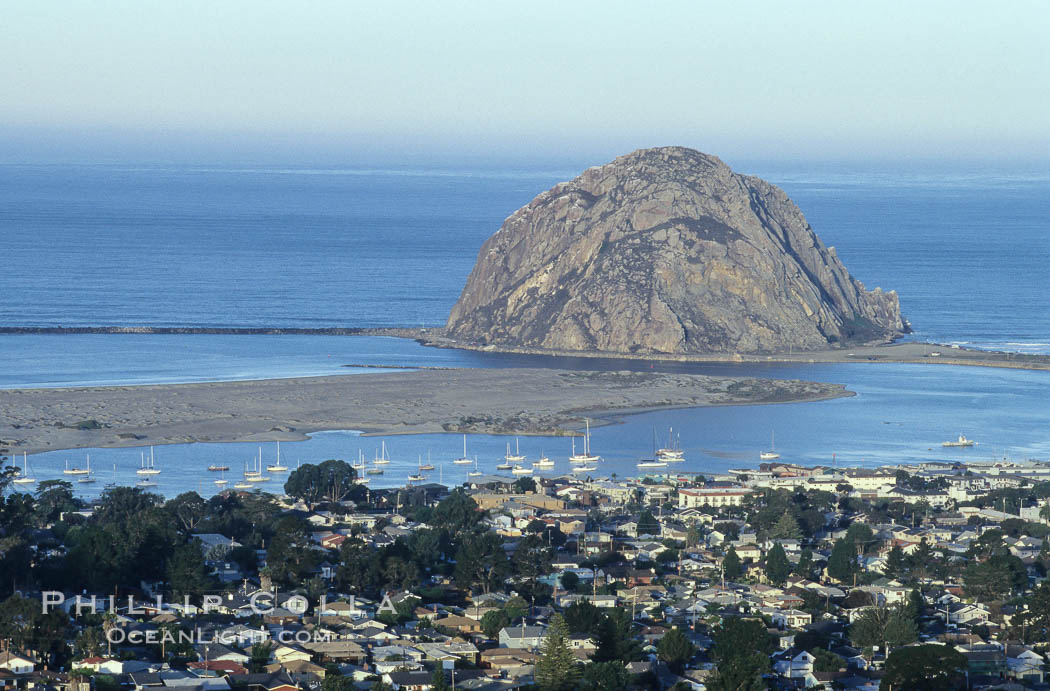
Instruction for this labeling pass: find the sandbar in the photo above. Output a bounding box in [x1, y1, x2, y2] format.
[0, 367, 850, 455]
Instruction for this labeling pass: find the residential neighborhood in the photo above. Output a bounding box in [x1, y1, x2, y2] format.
[4, 457, 1050, 691]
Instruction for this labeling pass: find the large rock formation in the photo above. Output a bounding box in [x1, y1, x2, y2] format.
[446, 147, 905, 354]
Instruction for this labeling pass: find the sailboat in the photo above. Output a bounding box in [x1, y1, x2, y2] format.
[656, 427, 685, 461]
[419, 451, 435, 471]
[407, 455, 427, 482]
[366, 448, 385, 475]
[504, 438, 526, 463]
[77, 455, 97, 484]
[136, 450, 159, 487]
[233, 465, 253, 490]
[533, 452, 554, 469]
[266, 441, 288, 472]
[137, 447, 161, 475]
[214, 468, 228, 487]
[511, 464, 533, 475]
[569, 419, 600, 464]
[760, 431, 780, 460]
[12, 452, 35, 485]
[246, 450, 270, 482]
[64, 457, 90, 475]
[374, 441, 391, 465]
[453, 435, 473, 464]
[468, 456, 483, 478]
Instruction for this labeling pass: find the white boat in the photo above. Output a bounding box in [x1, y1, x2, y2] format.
[266, 441, 288, 472]
[568, 419, 600, 464]
[374, 441, 391, 464]
[942, 435, 976, 447]
[496, 461, 513, 471]
[468, 456, 482, 477]
[245, 453, 269, 482]
[533, 453, 554, 469]
[504, 438, 526, 463]
[573, 464, 597, 472]
[214, 468, 228, 487]
[353, 450, 367, 473]
[511, 465, 533, 475]
[453, 435, 473, 464]
[407, 473, 426, 482]
[760, 431, 780, 460]
[137, 477, 158, 488]
[656, 427, 685, 461]
[355, 476, 371, 485]
[12, 452, 36, 485]
[63, 457, 90, 476]
[637, 460, 668, 469]
[419, 451, 435, 471]
[77, 455, 97, 483]
[232, 480, 252, 490]
[137, 448, 161, 475]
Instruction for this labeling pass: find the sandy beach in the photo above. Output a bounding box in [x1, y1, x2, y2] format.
[0, 367, 849, 455]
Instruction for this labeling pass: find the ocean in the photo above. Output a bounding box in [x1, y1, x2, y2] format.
[2, 161, 1048, 497]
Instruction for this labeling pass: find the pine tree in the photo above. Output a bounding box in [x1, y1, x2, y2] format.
[769, 511, 801, 540]
[827, 537, 857, 583]
[429, 667, 451, 691]
[764, 542, 791, 586]
[657, 627, 696, 674]
[884, 544, 906, 580]
[795, 548, 813, 578]
[535, 614, 580, 691]
[722, 545, 742, 580]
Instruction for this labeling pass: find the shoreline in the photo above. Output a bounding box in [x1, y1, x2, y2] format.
[0, 367, 850, 455]
[5, 326, 1048, 371]
[411, 333, 1050, 371]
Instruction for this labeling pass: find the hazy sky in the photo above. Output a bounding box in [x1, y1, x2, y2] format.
[3, 1, 1048, 165]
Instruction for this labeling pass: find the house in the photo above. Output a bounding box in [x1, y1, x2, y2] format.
[773, 650, 817, 684]
[771, 609, 812, 629]
[1006, 645, 1045, 683]
[0, 651, 36, 675]
[498, 625, 546, 650]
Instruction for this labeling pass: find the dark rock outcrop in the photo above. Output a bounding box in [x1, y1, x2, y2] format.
[446, 147, 905, 354]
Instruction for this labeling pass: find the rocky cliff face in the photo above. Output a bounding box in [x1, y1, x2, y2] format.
[446, 147, 906, 354]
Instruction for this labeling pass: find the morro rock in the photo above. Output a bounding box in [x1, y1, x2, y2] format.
[446, 147, 905, 354]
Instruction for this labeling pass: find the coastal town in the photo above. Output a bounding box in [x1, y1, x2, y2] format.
[4, 450, 1050, 691]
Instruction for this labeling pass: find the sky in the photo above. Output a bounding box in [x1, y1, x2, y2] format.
[2, 1, 1048, 166]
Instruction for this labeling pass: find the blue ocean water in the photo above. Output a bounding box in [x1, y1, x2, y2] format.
[2, 161, 1048, 497]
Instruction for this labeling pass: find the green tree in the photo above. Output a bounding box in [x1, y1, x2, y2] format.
[429, 488, 484, 534]
[769, 511, 800, 540]
[248, 642, 273, 672]
[320, 674, 355, 691]
[480, 609, 511, 639]
[795, 547, 813, 578]
[167, 540, 214, 600]
[593, 609, 644, 663]
[535, 614, 580, 691]
[850, 606, 917, 650]
[657, 627, 696, 674]
[707, 617, 773, 691]
[34, 479, 78, 526]
[880, 644, 967, 691]
[722, 545, 742, 580]
[764, 542, 791, 586]
[266, 516, 320, 585]
[636, 510, 660, 536]
[579, 661, 631, 691]
[811, 648, 845, 673]
[283, 459, 361, 505]
[827, 537, 857, 582]
[166, 491, 207, 533]
[563, 600, 603, 635]
[454, 531, 510, 592]
[429, 667, 451, 691]
[884, 544, 907, 580]
[513, 477, 537, 493]
[561, 571, 580, 591]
